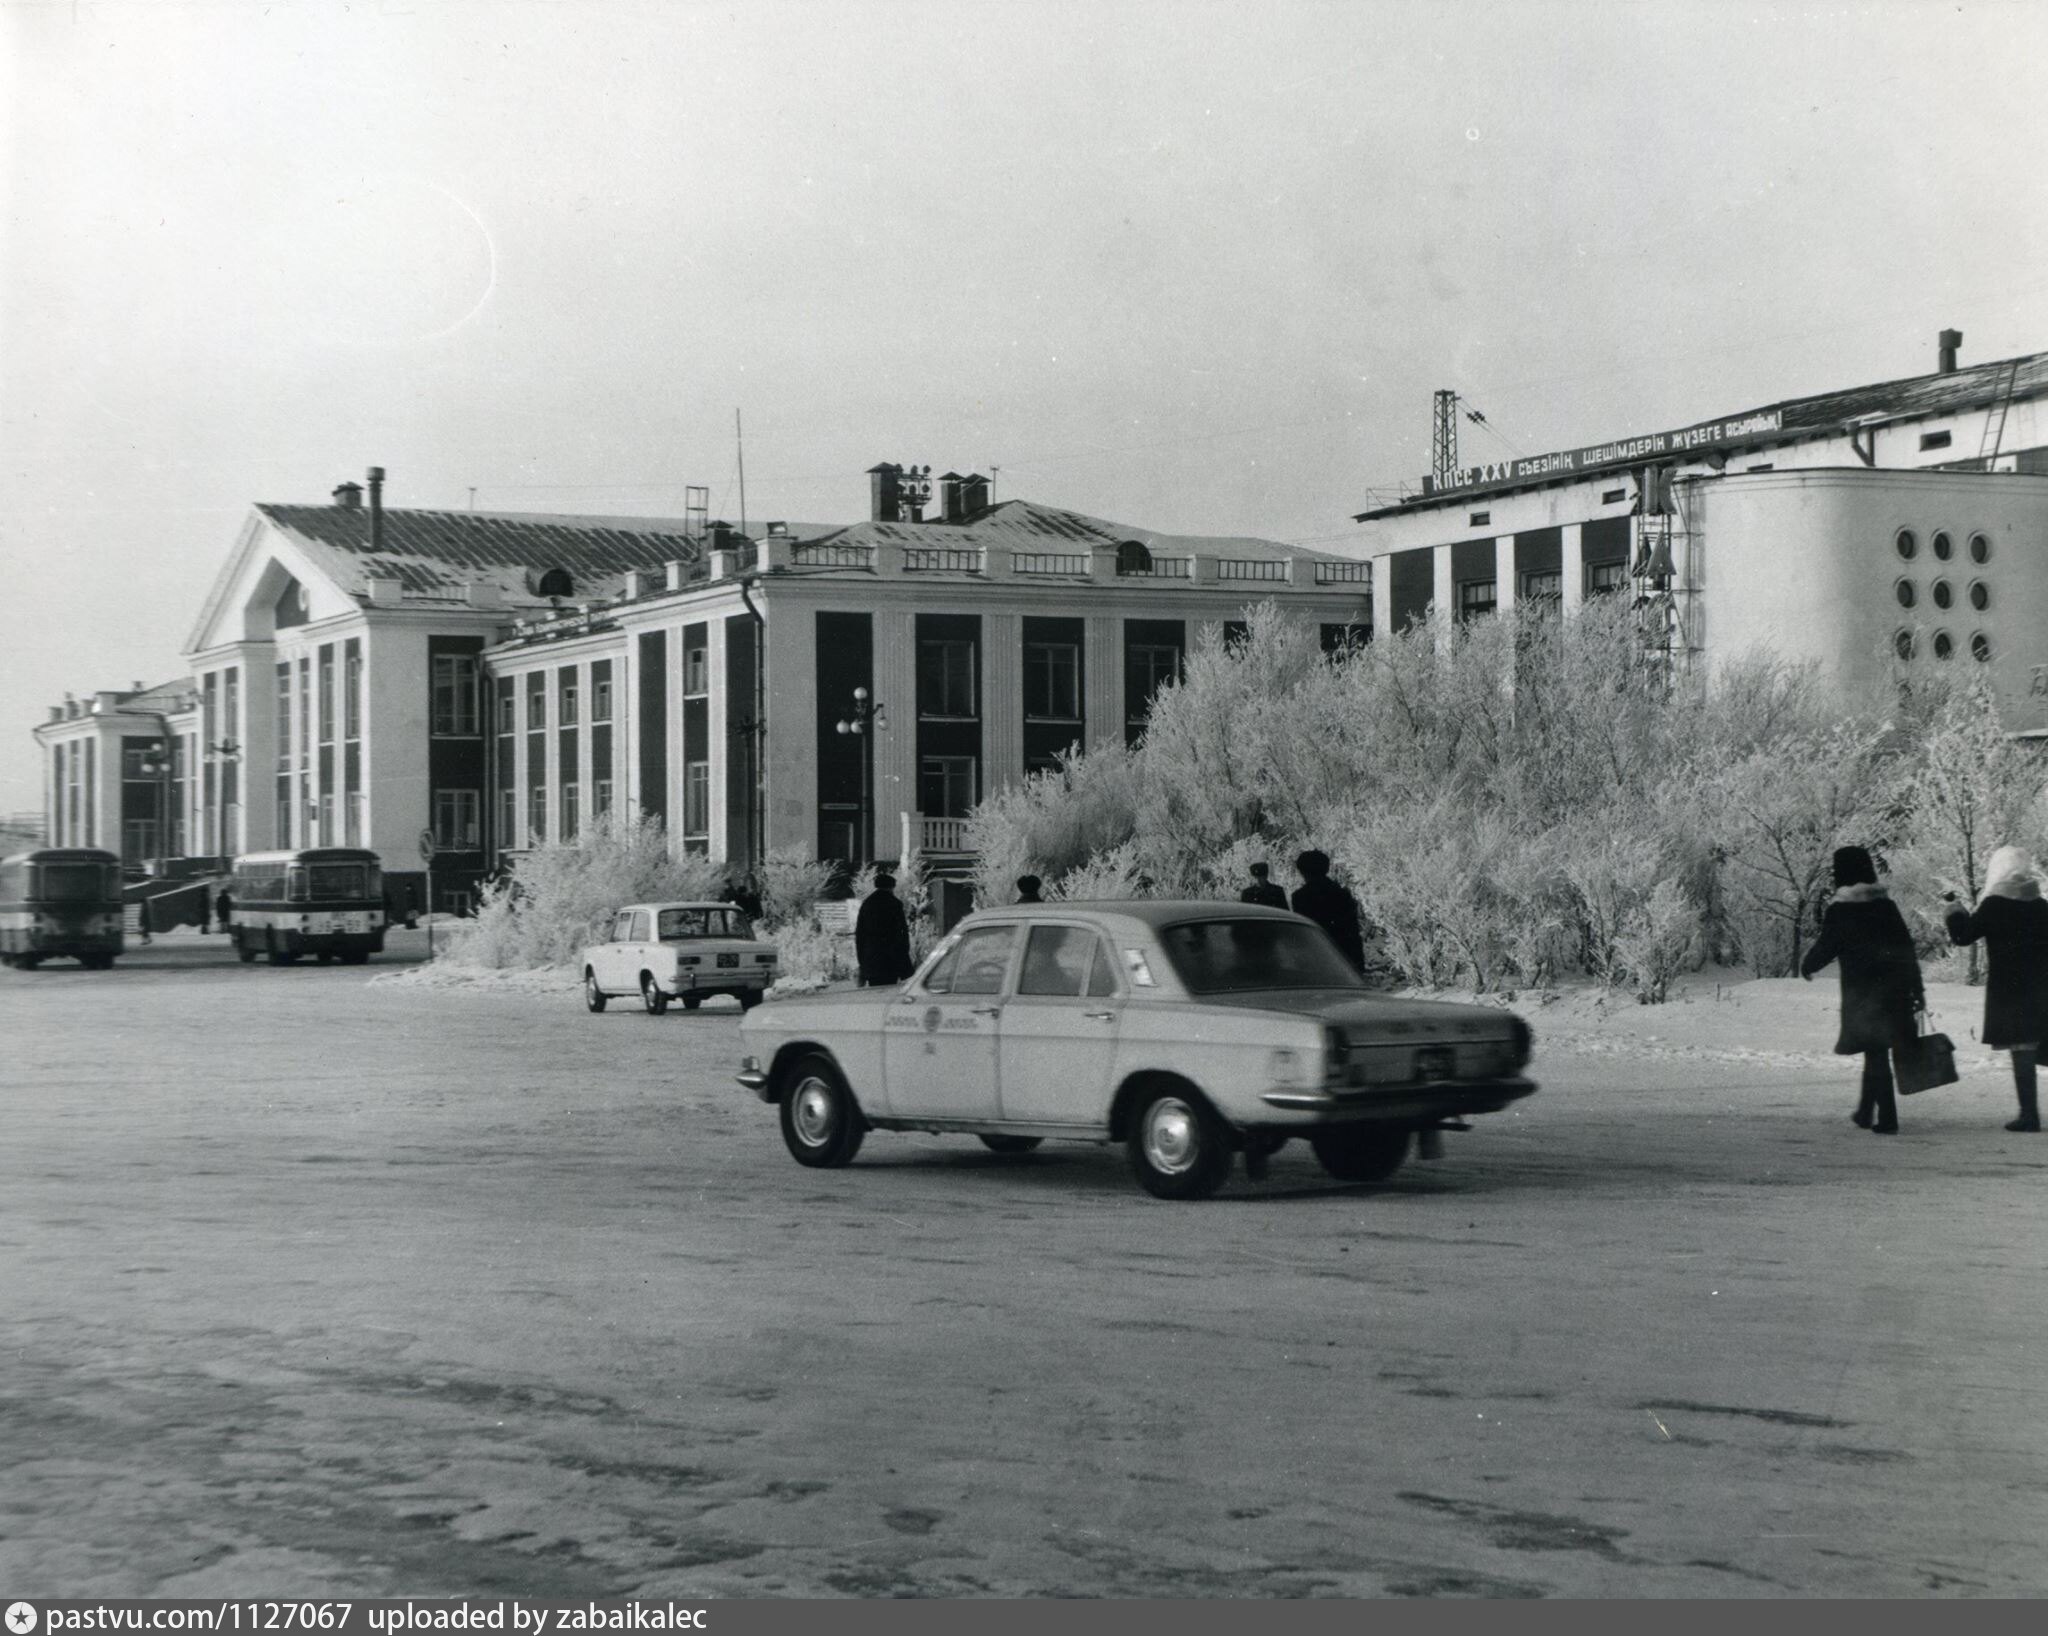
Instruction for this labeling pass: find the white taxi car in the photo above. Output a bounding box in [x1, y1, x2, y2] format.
[737, 901, 1536, 1199]
[583, 901, 777, 1015]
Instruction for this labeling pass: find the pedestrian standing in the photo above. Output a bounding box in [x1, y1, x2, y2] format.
[1240, 862, 1287, 909]
[854, 872, 915, 987]
[1290, 849, 1365, 971]
[199, 884, 213, 934]
[1015, 874, 1044, 904]
[1943, 844, 2047, 1132]
[215, 886, 234, 932]
[1800, 845, 1924, 1135]
[137, 894, 153, 945]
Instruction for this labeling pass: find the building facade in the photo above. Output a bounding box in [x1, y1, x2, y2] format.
[1343, 335, 2048, 725]
[36, 467, 1370, 904]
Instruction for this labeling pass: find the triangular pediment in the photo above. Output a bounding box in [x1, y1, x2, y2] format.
[183, 510, 362, 657]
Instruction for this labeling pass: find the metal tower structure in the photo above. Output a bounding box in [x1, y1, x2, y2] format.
[1431, 390, 1459, 489]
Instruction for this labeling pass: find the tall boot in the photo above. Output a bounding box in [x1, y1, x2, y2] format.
[2008, 1051, 2041, 1133]
[1868, 1051, 1899, 1134]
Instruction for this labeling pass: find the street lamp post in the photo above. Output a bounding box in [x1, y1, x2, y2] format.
[833, 686, 887, 867]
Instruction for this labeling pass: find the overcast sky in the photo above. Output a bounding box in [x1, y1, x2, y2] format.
[4, 0, 2046, 812]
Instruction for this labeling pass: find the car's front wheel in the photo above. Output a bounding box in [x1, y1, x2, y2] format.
[584, 969, 607, 1013]
[640, 973, 668, 1016]
[780, 1054, 866, 1168]
[1310, 1126, 1411, 1184]
[1127, 1086, 1232, 1200]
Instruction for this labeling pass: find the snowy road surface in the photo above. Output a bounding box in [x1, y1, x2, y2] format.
[3, 942, 2045, 1597]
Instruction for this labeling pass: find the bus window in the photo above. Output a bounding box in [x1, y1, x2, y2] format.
[308, 862, 370, 898]
[36, 863, 117, 902]
[287, 867, 308, 902]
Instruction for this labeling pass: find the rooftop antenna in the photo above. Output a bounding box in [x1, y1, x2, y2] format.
[467, 486, 477, 510]
[1431, 389, 1459, 489]
[735, 408, 748, 537]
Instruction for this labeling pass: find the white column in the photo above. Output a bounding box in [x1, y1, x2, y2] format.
[1562, 524, 1586, 611]
[1085, 616, 1122, 750]
[1495, 536, 1517, 614]
[873, 609, 917, 860]
[1433, 545, 1454, 647]
[1370, 555, 1393, 642]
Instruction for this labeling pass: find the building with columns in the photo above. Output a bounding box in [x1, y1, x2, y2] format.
[1344, 336, 2048, 726]
[35, 465, 1369, 906]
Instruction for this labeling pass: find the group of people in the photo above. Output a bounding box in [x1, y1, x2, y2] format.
[1802, 843, 2044, 1134]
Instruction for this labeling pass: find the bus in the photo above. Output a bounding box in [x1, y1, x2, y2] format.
[228, 847, 387, 965]
[0, 848, 125, 969]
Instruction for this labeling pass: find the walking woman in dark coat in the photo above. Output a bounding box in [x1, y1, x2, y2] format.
[1800, 846, 1924, 1134]
[1944, 844, 2047, 1132]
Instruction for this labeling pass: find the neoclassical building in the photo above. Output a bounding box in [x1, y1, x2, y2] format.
[35, 465, 1371, 907]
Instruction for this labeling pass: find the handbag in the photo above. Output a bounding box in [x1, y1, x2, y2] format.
[1894, 1013, 1959, 1096]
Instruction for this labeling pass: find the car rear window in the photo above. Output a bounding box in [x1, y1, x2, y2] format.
[659, 907, 751, 940]
[1158, 918, 1363, 994]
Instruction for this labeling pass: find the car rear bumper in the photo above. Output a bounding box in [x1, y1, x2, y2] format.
[1256, 1076, 1536, 1124]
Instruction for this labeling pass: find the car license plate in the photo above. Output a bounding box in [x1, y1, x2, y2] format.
[717, 952, 739, 968]
[1415, 1046, 1455, 1082]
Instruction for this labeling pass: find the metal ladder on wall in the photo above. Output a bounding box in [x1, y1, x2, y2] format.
[1979, 358, 2022, 468]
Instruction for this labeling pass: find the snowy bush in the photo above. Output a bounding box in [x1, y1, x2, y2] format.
[439, 810, 728, 971]
[759, 849, 837, 931]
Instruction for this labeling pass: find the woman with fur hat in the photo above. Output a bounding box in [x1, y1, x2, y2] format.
[1943, 845, 2048, 1132]
[1800, 845, 1925, 1134]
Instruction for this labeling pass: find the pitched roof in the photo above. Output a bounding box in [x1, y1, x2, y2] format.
[806, 497, 1337, 561]
[255, 505, 835, 607]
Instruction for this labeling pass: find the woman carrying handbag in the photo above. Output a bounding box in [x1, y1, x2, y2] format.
[1801, 846, 1924, 1135]
[1944, 844, 2048, 1133]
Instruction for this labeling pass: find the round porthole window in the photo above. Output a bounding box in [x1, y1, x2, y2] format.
[1972, 632, 1992, 663]
[1933, 630, 1955, 660]
[1932, 530, 1954, 561]
[1895, 579, 1917, 609]
[1969, 532, 1991, 565]
[1932, 578, 1954, 610]
[1970, 580, 1990, 611]
[1895, 528, 1919, 561]
[1894, 629, 1917, 661]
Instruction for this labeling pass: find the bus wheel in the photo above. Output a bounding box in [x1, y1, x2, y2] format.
[236, 942, 257, 964]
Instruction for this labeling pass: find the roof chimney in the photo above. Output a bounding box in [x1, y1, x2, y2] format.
[938, 472, 965, 524]
[332, 481, 363, 510]
[960, 472, 990, 517]
[868, 462, 902, 523]
[1938, 329, 1963, 374]
[367, 466, 386, 553]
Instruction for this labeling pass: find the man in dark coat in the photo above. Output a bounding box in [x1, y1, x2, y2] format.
[1290, 849, 1365, 971]
[1015, 875, 1044, 904]
[1800, 845, 1924, 1134]
[1240, 862, 1287, 909]
[854, 873, 915, 987]
[727, 875, 764, 921]
[215, 886, 234, 932]
[1944, 845, 2048, 1131]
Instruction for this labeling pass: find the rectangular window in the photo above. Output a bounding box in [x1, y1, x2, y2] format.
[594, 778, 613, 818]
[592, 672, 613, 722]
[432, 655, 480, 736]
[498, 787, 519, 851]
[684, 643, 709, 696]
[1124, 645, 1181, 724]
[343, 644, 362, 740]
[497, 678, 518, 735]
[1586, 559, 1629, 596]
[917, 639, 977, 717]
[318, 792, 335, 846]
[346, 791, 364, 846]
[920, 755, 977, 819]
[528, 785, 548, 843]
[275, 663, 292, 768]
[525, 670, 546, 731]
[298, 658, 311, 766]
[1023, 642, 1081, 720]
[1457, 579, 1498, 620]
[318, 647, 335, 744]
[434, 788, 481, 849]
[1521, 568, 1562, 602]
[1468, 510, 1491, 527]
[1919, 429, 1953, 452]
[561, 782, 580, 842]
[683, 760, 710, 836]
[559, 670, 579, 726]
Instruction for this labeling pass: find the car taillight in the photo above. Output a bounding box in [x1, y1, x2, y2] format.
[679, 956, 702, 967]
[1510, 1018, 1533, 1067]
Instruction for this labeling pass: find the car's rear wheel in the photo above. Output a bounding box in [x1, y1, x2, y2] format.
[780, 1054, 865, 1168]
[1310, 1126, 1411, 1184]
[584, 969, 607, 1013]
[979, 1134, 1043, 1155]
[680, 992, 703, 1011]
[640, 973, 668, 1016]
[1127, 1087, 1231, 1200]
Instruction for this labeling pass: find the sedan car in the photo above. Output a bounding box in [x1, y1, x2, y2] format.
[737, 901, 1535, 1199]
[583, 901, 778, 1014]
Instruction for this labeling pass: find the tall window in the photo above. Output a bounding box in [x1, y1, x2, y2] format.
[433, 789, 481, 849]
[1024, 642, 1081, 720]
[918, 639, 977, 717]
[497, 678, 518, 735]
[920, 755, 977, 819]
[343, 645, 362, 740]
[684, 642, 709, 696]
[432, 655, 480, 736]
[318, 649, 335, 743]
[498, 788, 519, 852]
[594, 778, 614, 818]
[592, 673, 613, 722]
[346, 791, 364, 846]
[275, 663, 292, 768]
[318, 792, 335, 847]
[683, 760, 710, 836]
[525, 671, 546, 730]
[528, 785, 548, 843]
[561, 782, 580, 842]
[559, 672, 580, 726]
[1125, 645, 1181, 726]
